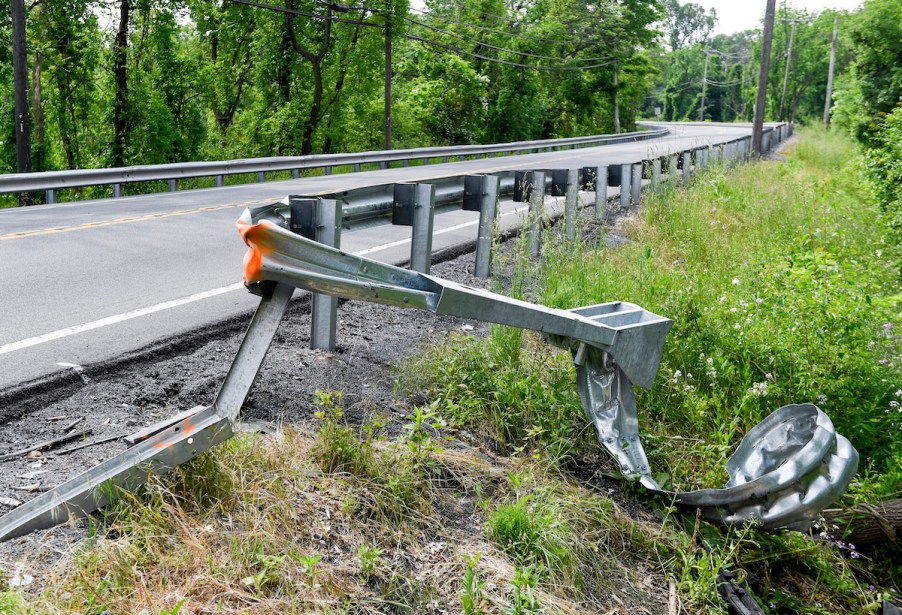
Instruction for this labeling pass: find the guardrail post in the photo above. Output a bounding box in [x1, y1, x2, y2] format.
[463, 175, 500, 278]
[652, 158, 662, 194]
[215, 176, 224, 188]
[550, 169, 568, 197]
[564, 168, 579, 241]
[581, 166, 607, 220]
[113, 183, 122, 198]
[528, 171, 545, 256]
[289, 196, 342, 351]
[256, 172, 265, 183]
[667, 155, 678, 187]
[620, 163, 631, 210]
[169, 179, 178, 192]
[630, 163, 642, 204]
[325, 166, 333, 175]
[393, 183, 436, 274]
[681, 152, 691, 185]
[46, 189, 55, 204]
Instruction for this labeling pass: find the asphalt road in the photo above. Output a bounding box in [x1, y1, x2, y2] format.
[0, 122, 762, 394]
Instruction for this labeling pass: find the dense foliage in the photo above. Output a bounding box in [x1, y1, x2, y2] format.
[645, 2, 849, 124]
[830, 0, 902, 245]
[0, 0, 662, 182]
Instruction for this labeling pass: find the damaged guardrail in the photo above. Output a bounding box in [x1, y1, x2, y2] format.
[0, 122, 804, 541]
[0, 186, 855, 540]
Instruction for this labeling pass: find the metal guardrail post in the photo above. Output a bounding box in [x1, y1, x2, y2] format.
[289, 197, 342, 351]
[528, 171, 545, 257]
[652, 158, 662, 194]
[46, 189, 55, 204]
[620, 163, 631, 210]
[393, 183, 434, 273]
[681, 151, 691, 184]
[594, 165, 608, 219]
[113, 183, 122, 198]
[630, 163, 642, 204]
[169, 179, 178, 192]
[464, 175, 500, 279]
[667, 155, 678, 187]
[215, 176, 224, 188]
[564, 168, 579, 241]
[256, 172, 265, 183]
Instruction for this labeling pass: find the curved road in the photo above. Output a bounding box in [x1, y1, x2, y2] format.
[0, 123, 765, 394]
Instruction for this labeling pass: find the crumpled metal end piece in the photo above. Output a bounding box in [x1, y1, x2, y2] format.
[675, 404, 859, 530]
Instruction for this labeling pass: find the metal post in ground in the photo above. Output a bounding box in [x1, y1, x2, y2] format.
[581, 166, 607, 221]
[668, 155, 679, 187]
[652, 158, 662, 194]
[289, 197, 342, 351]
[681, 151, 691, 184]
[564, 168, 579, 241]
[463, 175, 500, 279]
[528, 171, 546, 257]
[630, 163, 642, 204]
[620, 163, 631, 209]
[411, 184, 436, 273]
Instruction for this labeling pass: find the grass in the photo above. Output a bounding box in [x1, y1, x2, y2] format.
[397, 126, 902, 611]
[2, 127, 899, 613]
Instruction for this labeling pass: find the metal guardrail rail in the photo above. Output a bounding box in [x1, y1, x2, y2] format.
[0, 127, 668, 204]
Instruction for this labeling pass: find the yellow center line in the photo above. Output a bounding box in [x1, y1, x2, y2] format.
[0, 199, 274, 241]
[0, 149, 610, 242]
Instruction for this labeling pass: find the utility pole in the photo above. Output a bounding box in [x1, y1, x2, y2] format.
[383, 1, 392, 150]
[613, 63, 621, 133]
[11, 0, 33, 205]
[699, 49, 710, 121]
[823, 16, 838, 126]
[753, 0, 777, 156]
[779, 19, 798, 121]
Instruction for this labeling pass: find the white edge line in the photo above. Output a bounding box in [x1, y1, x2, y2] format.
[0, 205, 534, 357]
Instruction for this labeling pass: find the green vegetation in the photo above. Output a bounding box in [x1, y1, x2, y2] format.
[0, 0, 661, 186]
[3, 127, 896, 614]
[399, 127, 901, 611]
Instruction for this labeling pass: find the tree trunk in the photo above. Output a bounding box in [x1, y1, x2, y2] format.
[112, 0, 130, 168]
[301, 58, 323, 155]
[752, 0, 776, 155]
[613, 65, 621, 134]
[31, 47, 44, 173]
[821, 499, 902, 547]
[11, 0, 33, 205]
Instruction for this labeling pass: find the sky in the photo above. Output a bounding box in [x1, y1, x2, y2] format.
[693, 0, 864, 35]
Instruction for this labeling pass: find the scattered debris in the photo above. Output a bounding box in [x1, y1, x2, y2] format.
[16, 470, 48, 480]
[0, 429, 92, 462]
[55, 433, 127, 456]
[12, 484, 43, 493]
[0, 497, 21, 508]
[9, 573, 34, 588]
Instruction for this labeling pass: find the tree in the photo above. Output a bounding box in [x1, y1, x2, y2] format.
[11, 0, 32, 205]
[662, 0, 716, 51]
